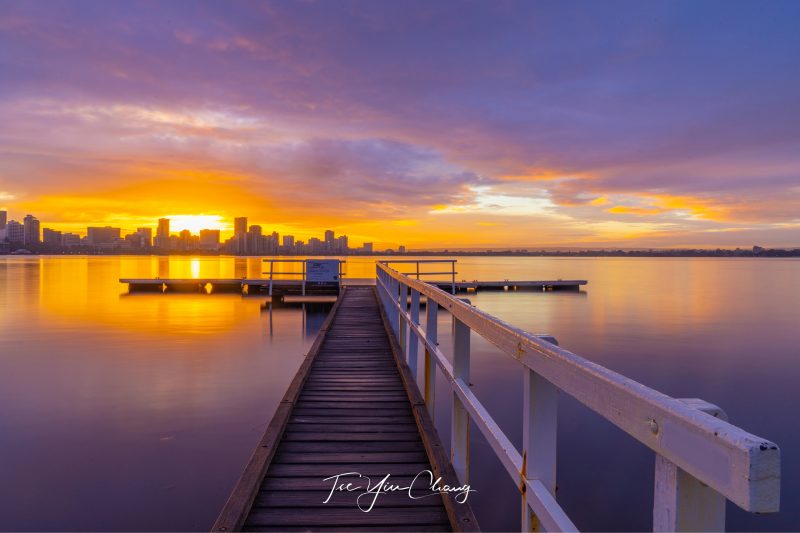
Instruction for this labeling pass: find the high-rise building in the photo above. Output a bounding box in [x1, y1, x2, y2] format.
[6, 220, 24, 243]
[199, 229, 220, 251]
[156, 218, 170, 249]
[398, 245, 406, 254]
[154, 219, 169, 249]
[87, 226, 121, 245]
[136, 227, 152, 247]
[283, 235, 295, 248]
[246, 225, 265, 255]
[234, 217, 248, 236]
[234, 217, 248, 254]
[0, 210, 7, 229]
[43, 228, 62, 247]
[324, 230, 335, 251]
[363, 242, 373, 253]
[337, 235, 348, 253]
[157, 218, 170, 236]
[23, 215, 40, 245]
[61, 233, 81, 247]
[125, 232, 146, 248]
[178, 229, 192, 251]
[269, 231, 279, 254]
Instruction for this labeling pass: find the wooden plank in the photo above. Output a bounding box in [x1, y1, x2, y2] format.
[273, 452, 430, 464]
[295, 401, 410, 409]
[245, 507, 449, 527]
[288, 415, 414, 424]
[282, 432, 422, 442]
[267, 462, 432, 477]
[292, 408, 412, 417]
[244, 523, 450, 532]
[260, 476, 424, 491]
[279, 441, 425, 453]
[285, 423, 419, 433]
[253, 490, 444, 508]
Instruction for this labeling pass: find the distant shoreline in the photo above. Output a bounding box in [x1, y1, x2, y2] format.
[2, 249, 799, 258]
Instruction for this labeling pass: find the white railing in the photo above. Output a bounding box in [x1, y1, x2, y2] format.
[378, 259, 457, 293]
[262, 258, 345, 296]
[375, 262, 780, 532]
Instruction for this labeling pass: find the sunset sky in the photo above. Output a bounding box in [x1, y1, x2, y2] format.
[1, 0, 798, 249]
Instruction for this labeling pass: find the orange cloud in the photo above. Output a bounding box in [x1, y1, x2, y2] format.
[603, 194, 730, 221]
[607, 205, 664, 216]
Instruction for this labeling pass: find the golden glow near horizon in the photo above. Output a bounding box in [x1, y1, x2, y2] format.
[167, 215, 228, 235]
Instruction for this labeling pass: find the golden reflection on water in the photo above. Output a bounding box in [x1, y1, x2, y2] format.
[16, 255, 798, 347]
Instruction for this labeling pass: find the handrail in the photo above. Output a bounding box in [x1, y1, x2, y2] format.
[262, 258, 345, 296]
[375, 262, 780, 532]
[378, 259, 457, 293]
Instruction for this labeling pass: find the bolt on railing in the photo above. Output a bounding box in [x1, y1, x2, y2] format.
[375, 262, 780, 532]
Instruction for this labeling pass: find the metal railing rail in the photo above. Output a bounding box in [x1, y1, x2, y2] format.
[378, 259, 457, 293]
[262, 258, 345, 296]
[375, 262, 780, 532]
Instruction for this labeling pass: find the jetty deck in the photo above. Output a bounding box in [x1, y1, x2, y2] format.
[212, 286, 478, 532]
[119, 277, 587, 294]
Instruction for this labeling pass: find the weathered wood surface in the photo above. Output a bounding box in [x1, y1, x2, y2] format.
[214, 286, 477, 532]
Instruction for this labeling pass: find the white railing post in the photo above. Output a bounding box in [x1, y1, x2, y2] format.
[397, 282, 407, 354]
[388, 277, 398, 338]
[424, 299, 438, 420]
[522, 367, 559, 531]
[409, 288, 420, 375]
[452, 318, 471, 483]
[301, 260, 306, 296]
[268, 260, 274, 297]
[653, 399, 728, 533]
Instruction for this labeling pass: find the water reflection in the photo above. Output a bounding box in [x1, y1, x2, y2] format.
[0, 256, 319, 530]
[260, 301, 333, 339]
[0, 256, 797, 531]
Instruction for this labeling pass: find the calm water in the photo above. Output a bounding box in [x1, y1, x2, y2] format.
[0, 256, 797, 531]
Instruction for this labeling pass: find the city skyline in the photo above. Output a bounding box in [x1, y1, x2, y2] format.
[0, 2, 798, 249]
[0, 208, 387, 254]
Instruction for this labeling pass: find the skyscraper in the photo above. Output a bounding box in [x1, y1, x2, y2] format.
[199, 229, 220, 251]
[135, 227, 152, 247]
[235, 217, 248, 254]
[156, 218, 170, 249]
[337, 235, 348, 253]
[87, 226, 120, 245]
[325, 230, 335, 252]
[0, 210, 7, 229]
[6, 220, 24, 244]
[43, 228, 62, 247]
[247, 225, 264, 255]
[234, 217, 248, 236]
[23, 214, 40, 245]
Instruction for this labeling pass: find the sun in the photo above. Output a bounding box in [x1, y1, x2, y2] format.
[166, 215, 228, 234]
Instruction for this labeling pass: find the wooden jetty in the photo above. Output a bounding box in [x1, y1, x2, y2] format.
[212, 286, 479, 532]
[119, 278, 340, 296]
[441, 280, 586, 292]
